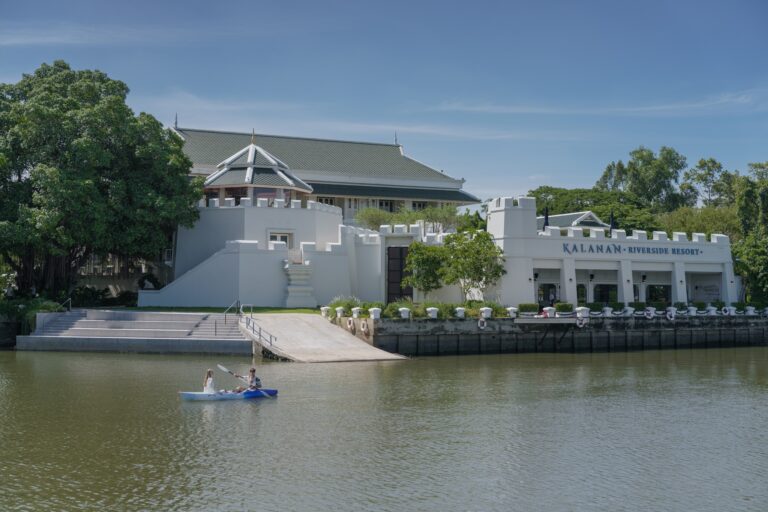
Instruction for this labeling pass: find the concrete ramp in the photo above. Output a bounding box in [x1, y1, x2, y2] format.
[245, 314, 405, 363]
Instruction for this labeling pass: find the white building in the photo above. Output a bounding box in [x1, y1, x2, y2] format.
[175, 127, 479, 224]
[139, 166, 737, 308]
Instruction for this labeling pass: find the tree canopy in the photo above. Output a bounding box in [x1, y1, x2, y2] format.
[0, 61, 203, 297]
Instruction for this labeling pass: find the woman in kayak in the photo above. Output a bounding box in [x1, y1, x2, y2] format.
[234, 367, 262, 392]
[203, 368, 215, 394]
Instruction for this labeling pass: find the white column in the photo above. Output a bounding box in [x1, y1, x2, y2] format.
[586, 282, 595, 303]
[618, 260, 634, 305]
[638, 283, 647, 302]
[722, 262, 737, 303]
[560, 259, 578, 304]
[671, 262, 688, 304]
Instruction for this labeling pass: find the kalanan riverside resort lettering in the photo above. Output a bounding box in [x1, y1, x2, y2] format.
[562, 243, 702, 256]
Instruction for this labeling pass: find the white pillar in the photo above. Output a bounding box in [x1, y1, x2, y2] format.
[638, 283, 647, 302]
[560, 259, 577, 304]
[671, 262, 687, 304]
[722, 262, 737, 303]
[586, 282, 595, 303]
[618, 260, 633, 305]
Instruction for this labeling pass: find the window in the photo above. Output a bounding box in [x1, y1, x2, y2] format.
[646, 285, 671, 304]
[412, 201, 429, 211]
[225, 187, 249, 205]
[269, 232, 292, 249]
[594, 284, 618, 303]
[379, 200, 393, 212]
[317, 197, 336, 205]
[577, 284, 586, 303]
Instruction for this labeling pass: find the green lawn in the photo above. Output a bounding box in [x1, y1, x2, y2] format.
[124, 306, 320, 314]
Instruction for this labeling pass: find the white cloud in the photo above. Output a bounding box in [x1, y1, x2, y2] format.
[434, 89, 767, 117]
[130, 90, 587, 142]
[0, 23, 219, 46]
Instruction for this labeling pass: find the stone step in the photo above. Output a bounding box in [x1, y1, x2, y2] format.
[50, 328, 192, 338]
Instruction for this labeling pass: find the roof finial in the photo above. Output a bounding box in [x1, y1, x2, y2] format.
[174, 112, 178, 129]
[251, 129, 256, 145]
[394, 131, 398, 145]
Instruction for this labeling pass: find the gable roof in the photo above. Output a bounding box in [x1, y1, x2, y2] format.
[175, 127, 463, 187]
[536, 211, 610, 231]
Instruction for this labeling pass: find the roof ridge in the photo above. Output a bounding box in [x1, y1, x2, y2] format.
[176, 126, 401, 148]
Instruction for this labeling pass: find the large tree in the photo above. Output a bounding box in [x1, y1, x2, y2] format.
[595, 146, 694, 212]
[441, 230, 505, 300]
[0, 61, 203, 297]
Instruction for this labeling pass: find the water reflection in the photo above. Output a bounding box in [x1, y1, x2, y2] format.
[1, 349, 767, 511]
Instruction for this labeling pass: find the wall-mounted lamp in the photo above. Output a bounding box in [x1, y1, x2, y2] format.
[589, 273, 595, 281]
[694, 285, 699, 290]
[528, 277, 533, 282]
[641, 274, 647, 282]
[569, 278, 573, 282]
[679, 280, 684, 284]
[626, 279, 630, 283]
[534, 273, 539, 280]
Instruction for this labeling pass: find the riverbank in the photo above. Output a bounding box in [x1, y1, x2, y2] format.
[337, 315, 768, 357]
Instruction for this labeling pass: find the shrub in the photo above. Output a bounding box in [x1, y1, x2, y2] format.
[518, 303, 539, 313]
[712, 300, 726, 309]
[0, 298, 64, 334]
[138, 273, 162, 290]
[359, 302, 385, 318]
[465, 300, 506, 318]
[629, 302, 646, 310]
[586, 302, 604, 312]
[674, 302, 687, 310]
[423, 301, 459, 319]
[609, 302, 624, 311]
[554, 302, 573, 313]
[71, 286, 109, 307]
[326, 296, 362, 318]
[732, 302, 746, 311]
[693, 301, 707, 310]
[649, 301, 667, 310]
[382, 298, 424, 319]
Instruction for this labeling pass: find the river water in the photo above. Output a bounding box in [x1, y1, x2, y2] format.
[1, 348, 767, 511]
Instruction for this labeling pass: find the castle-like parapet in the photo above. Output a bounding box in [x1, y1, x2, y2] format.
[199, 197, 342, 215]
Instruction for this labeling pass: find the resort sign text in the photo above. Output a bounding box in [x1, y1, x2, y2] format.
[562, 243, 702, 256]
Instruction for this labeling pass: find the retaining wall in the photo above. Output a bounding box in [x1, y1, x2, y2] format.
[337, 316, 768, 357]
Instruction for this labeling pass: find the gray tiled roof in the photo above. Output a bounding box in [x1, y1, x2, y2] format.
[310, 183, 479, 203]
[176, 127, 462, 186]
[536, 211, 609, 230]
[206, 168, 303, 189]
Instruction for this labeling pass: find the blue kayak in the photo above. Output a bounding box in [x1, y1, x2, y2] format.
[179, 389, 278, 401]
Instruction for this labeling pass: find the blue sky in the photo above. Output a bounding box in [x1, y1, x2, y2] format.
[2, 0, 767, 200]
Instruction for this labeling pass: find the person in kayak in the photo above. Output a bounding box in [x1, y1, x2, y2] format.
[233, 367, 262, 392]
[203, 369, 215, 394]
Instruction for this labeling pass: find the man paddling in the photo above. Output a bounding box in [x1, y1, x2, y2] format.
[233, 367, 262, 392]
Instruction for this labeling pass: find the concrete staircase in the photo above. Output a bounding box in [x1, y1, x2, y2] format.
[17, 310, 252, 355]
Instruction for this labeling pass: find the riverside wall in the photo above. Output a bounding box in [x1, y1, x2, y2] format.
[336, 316, 768, 357]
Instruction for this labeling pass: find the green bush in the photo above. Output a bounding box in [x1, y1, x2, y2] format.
[554, 302, 574, 313]
[712, 300, 726, 309]
[693, 301, 706, 310]
[464, 300, 506, 318]
[609, 302, 624, 311]
[649, 301, 667, 310]
[71, 286, 109, 307]
[0, 298, 64, 334]
[423, 301, 459, 319]
[518, 303, 539, 313]
[629, 302, 646, 310]
[358, 302, 385, 318]
[326, 296, 362, 318]
[732, 302, 746, 311]
[674, 302, 687, 310]
[586, 302, 604, 312]
[382, 298, 424, 319]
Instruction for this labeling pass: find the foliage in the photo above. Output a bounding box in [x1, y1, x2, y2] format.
[733, 230, 768, 304]
[609, 302, 624, 311]
[649, 301, 667, 310]
[674, 302, 687, 310]
[712, 300, 726, 309]
[441, 230, 505, 300]
[71, 286, 109, 307]
[138, 273, 162, 290]
[326, 296, 362, 319]
[0, 61, 203, 298]
[402, 242, 447, 298]
[517, 303, 539, 313]
[692, 301, 706, 310]
[554, 302, 573, 313]
[586, 302, 604, 312]
[655, 206, 741, 242]
[527, 186, 658, 232]
[0, 298, 63, 334]
[422, 301, 460, 319]
[595, 146, 693, 212]
[464, 300, 506, 318]
[629, 302, 646, 310]
[382, 298, 421, 319]
[456, 209, 486, 232]
[683, 158, 725, 207]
